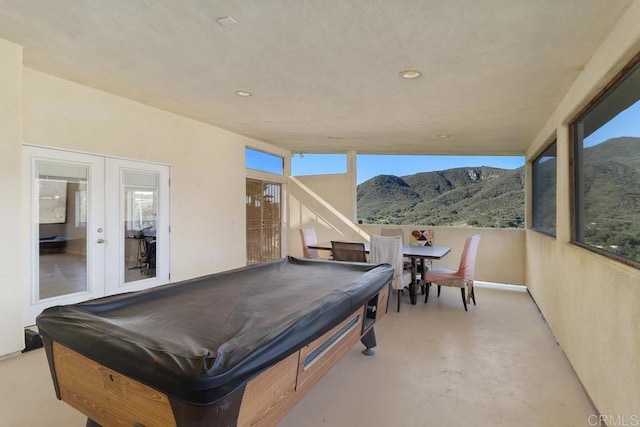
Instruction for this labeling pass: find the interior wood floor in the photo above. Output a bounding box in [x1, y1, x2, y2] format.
[0, 283, 597, 426]
[37, 252, 154, 301]
[38, 253, 87, 299]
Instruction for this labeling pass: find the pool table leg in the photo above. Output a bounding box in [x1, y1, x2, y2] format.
[168, 385, 245, 427]
[360, 327, 376, 356]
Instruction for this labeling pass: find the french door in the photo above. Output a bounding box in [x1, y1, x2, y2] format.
[26, 147, 170, 324]
[246, 179, 282, 265]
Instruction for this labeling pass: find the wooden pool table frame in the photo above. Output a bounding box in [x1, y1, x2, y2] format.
[42, 283, 390, 427]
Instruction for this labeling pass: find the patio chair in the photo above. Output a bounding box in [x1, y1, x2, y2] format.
[380, 227, 404, 245]
[300, 228, 320, 259]
[409, 229, 435, 294]
[331, 241, 367, 262]
[370, 235, 412, 312]
[423, 234, 481, 311]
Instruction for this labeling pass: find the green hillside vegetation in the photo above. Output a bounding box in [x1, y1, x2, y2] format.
[532, 155, 557, 235]
[357, 136, 640, 260]
[580, 137, 640, 260]
[358, 166, 525, 228]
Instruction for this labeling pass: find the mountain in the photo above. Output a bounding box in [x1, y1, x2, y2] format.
[357, 137, 640, 232]
[358, 166, 525, 227]
[579, 137, 640, 259]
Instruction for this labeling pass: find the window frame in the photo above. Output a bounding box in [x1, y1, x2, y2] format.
[570, 51, 640, 268]
[531, 139, 557, 237]
[245, 147, 284, 176]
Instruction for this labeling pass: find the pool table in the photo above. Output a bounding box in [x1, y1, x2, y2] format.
[37, 257, 394, 427]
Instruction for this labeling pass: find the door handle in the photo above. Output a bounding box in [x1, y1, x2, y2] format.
[97, 239, 105, 244]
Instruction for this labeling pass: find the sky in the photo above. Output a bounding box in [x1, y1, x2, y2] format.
[584, 101, 640, 147]
[292, 154, 525, 185]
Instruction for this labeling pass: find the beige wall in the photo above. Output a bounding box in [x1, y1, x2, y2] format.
[361, 225, 525, 285]
[288, 174, 366, 258]
[0, 57, 289, 355]
[22, 68, 288, 281]
[288, 173, 525, 285]
[525, 1, 640, 417]
[0, 39, 25, 355]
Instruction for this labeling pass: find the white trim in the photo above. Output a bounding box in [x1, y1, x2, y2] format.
[474, 281, 527, 291]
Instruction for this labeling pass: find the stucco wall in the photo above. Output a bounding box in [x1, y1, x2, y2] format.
[22, 68, 288, 281]
[288, 174, 365, 259]
[288, 172, 525, 285]
[525, 1, 640, 417]
[360, 225, 525, 285]
[0, 61, 288, 355]
[0, 39, 25, 355]
[295, 174, 355, 220]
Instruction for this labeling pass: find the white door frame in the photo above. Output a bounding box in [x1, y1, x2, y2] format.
[24, 146, 171, 325]
[25, 147, 106, 324]
[105, 157, 170, 294]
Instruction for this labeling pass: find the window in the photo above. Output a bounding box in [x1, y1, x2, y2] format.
[245, 147, 283, 175]
[123, 170, 159, 233]
[532, 141, 557, 236]
[356, 154, 525, 227]
[572, 58, 640, 265]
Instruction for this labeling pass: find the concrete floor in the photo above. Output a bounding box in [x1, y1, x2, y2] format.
[0, 283, 597, 426]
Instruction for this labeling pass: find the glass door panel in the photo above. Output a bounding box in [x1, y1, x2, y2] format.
[105, 158, 170, 294]
[123, 170, 158, 282]
[37, 163, 89, 299]
[26, 147, 105, 325]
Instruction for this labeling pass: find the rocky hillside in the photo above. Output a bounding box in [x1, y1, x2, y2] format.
[357, 166, 524, 227]
[357, 137, 639, 236]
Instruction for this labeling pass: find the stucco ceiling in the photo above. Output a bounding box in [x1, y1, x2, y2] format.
[0, 1, 631, 155]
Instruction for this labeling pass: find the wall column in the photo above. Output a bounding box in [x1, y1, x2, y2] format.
[0, 38, 25, 355]
[347, 151, 357, 222]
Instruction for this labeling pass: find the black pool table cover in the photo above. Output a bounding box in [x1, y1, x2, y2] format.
[37, 257, 394, 405]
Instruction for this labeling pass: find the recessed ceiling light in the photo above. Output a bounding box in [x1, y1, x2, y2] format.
[235, 90, 252, 97]
[399, 70, 422, 79]
[216, 16, 237, 26]
[436, 134, 450, 139]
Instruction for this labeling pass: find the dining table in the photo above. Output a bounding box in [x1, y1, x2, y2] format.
[306, 241, 452, 304]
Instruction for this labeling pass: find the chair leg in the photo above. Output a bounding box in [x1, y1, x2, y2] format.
[437, 285, 441, 297]
[420, 259, 425, 294]
[470, 284, 476, 305]
[424, 283, 430, 303]
[398, 289, 404, 313]
[460, 288, 468, 311]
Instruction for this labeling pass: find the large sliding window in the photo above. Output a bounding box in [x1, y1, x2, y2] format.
[532, 141, 557, 236]
[572, 57, 640, 265]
